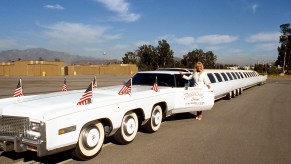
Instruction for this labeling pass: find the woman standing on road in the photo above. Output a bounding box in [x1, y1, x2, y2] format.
[180, 61, 211, 120]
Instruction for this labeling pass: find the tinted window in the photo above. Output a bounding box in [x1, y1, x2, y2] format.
[221, 73, 229, 81]
[133, 73, 178, 87]
[238, 72, 244, 78]
[175, 74, 193, 87]
[226, 72, 233, 80]
[243, 72, 248, 78]
[231, 72, 237, 79]
[235, 72, 241, 79]
[207, 73, 217, 83]
[214, 73, 223, 82]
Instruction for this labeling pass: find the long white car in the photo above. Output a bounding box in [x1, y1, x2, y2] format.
[0, 69, 266, 160]
[0, 70, 214, 160]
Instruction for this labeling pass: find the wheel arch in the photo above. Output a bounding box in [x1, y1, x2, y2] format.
[153, 101, 168, 119]
[128, 108, 145, 126]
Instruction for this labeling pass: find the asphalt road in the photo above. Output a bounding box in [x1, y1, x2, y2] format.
[0, 77, 291, 164]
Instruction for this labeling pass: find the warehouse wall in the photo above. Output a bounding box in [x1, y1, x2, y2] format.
[0, 60, 138, 76]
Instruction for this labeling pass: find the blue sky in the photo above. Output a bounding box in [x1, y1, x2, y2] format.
[0, 0, 290, 65]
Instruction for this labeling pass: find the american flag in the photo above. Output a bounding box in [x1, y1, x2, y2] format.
[13, 79, 23, 97]
[118, 78, 132, 95]
[77, 82, 93, 105]
[93, 76, 97, 88]
[62, 78, 67, 91]
[152, 76, 159, 92]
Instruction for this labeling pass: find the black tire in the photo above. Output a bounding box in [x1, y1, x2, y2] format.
[113, 112, 138, 145]
[143, 105, 163, 133]
[226, 91, 232, 100]
[236, 89, 240, 96]
[72, 121, 105, 161]
[232, 90, 236, 97]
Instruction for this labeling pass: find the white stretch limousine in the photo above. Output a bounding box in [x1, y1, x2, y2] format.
[0, 69, 266, 160]
[203, 69, 267, 100]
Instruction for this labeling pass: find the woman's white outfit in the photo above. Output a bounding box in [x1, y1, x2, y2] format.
[182, 71, 211, 120]
[182, 72, 211, 88]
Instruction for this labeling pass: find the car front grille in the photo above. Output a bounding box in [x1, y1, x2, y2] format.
[0, 116, 29, 137]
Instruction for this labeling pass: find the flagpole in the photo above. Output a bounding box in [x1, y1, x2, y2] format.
[130, 78, 132, 95]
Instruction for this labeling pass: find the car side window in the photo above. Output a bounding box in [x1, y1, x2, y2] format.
[175, 74, 192, 87]
[221, 73, 229, 81]
[226, 72, 233, 80]
[207, 73, 217, 83]
[214, 73, 223, 82]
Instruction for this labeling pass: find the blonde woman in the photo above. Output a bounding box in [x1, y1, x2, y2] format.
[180, 61, 211, 120]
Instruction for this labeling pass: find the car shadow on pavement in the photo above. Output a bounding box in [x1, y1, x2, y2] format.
[1, 149, 73, 164]
[164, 113, 196, 121]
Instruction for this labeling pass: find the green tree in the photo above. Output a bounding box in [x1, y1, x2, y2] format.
[277, 23, 291, 73]
[122, 51, 137, 64]
[181, 49, 217, 69]
[156, 40, 174, 68]
[136, 45, 158, 71]
[266, 64, 279, 74]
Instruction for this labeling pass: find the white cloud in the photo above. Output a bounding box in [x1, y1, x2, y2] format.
[174, 37, 194, 45]
[112, 44, 128, 50]
[251, 4, 258, 14]
[255, 43, 278, 51]
[0, 39, 17, 48]
[40, 22, 121, 45]
[44, 4, 64, 10]
[245, 32, 280, 43]
[196, 34, 238, 45]
[135, 41, 151, 47]
[95, 0, 140, 22]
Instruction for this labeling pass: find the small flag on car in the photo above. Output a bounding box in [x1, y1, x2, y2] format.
[152, 76, 159, 92]
[118, 78, 132, 95]
[62, 78, 67, 91]
[77, 82, 93, 105]
[14, 79, 23, 97]
[93, 76, 97, 88]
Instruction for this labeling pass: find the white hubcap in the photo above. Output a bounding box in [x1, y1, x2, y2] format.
[86, 128, 100, 147]
[153, 111, 161, 126]
[125, 118, 136, 135]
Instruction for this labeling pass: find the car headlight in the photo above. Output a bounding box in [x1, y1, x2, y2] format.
[30, 122, 41, 132]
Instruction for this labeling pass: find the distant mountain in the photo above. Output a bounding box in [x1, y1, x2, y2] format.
[0, 48, 120, 65]
[174, 56, 182, 61]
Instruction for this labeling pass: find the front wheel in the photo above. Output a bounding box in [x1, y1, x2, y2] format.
[72, 121, 105, 161]
[113, 112, 138, 145]
[143, 105, 163, 133]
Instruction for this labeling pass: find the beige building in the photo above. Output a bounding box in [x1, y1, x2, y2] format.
[0, 60, 64, 76]
[0, 60, 138, 76]
[65, 64, 138, 76]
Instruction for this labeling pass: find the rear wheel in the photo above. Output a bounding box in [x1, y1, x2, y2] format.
[236, 89, 240, 96]
[226, 91, 232, 100]
[240, 88, 243, 95]
[113, 112, 138, 145]
[72, 121, 104, 161]
[144, 105, 163, 133]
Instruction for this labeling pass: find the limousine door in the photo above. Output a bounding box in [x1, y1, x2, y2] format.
[172, 87, 214, 113]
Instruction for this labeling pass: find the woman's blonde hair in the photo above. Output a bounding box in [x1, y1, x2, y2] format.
[194, 61, 204, 72]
